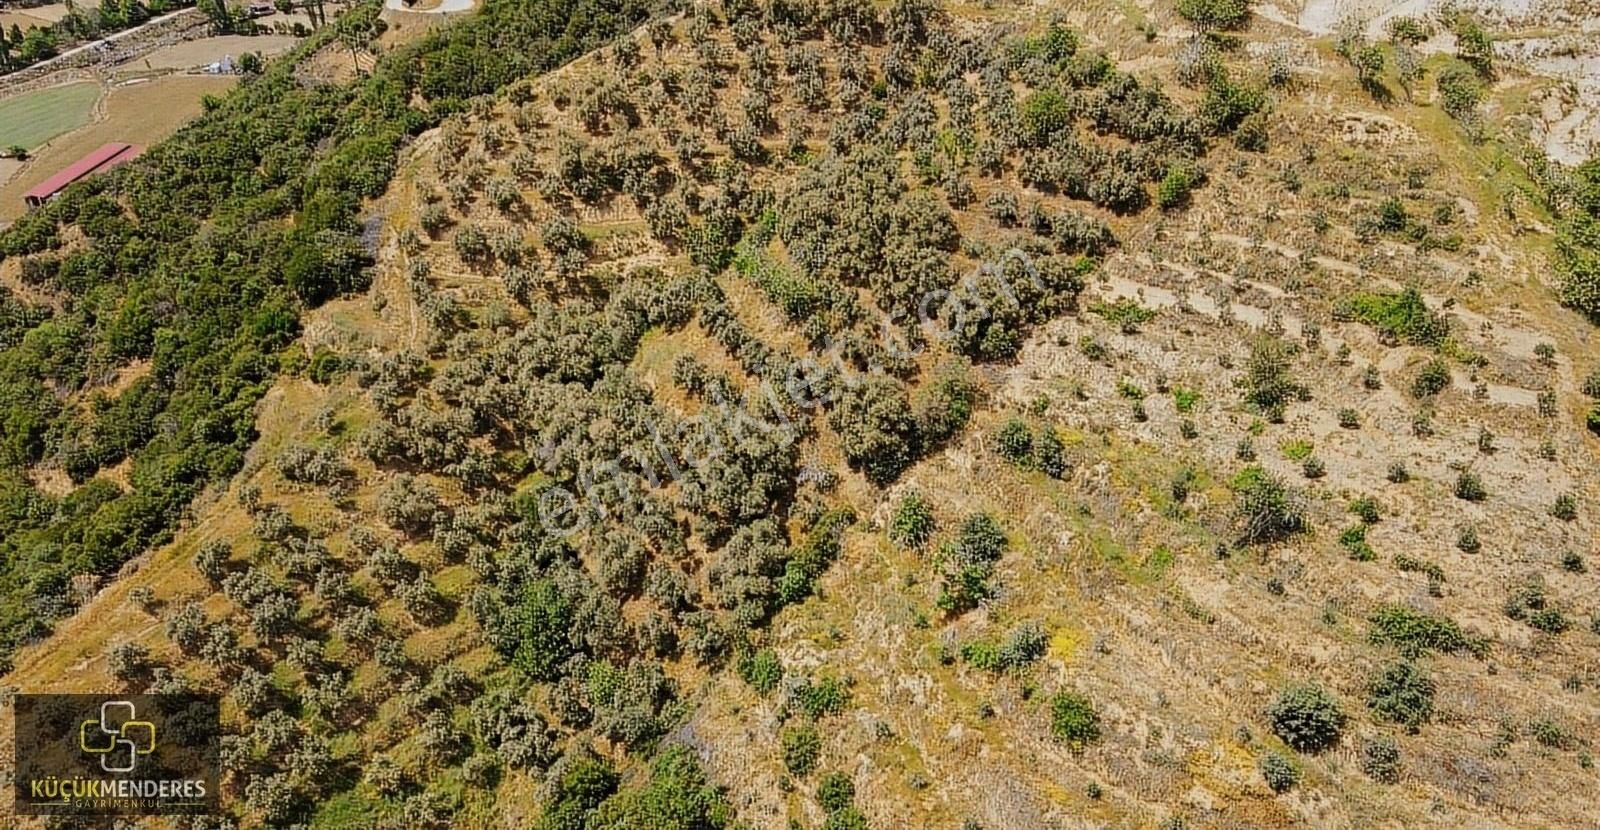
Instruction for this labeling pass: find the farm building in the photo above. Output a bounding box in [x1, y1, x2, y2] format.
[23, 142, 144, 209]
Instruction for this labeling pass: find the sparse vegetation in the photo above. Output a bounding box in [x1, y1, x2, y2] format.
[1232, 466, 1306, 544]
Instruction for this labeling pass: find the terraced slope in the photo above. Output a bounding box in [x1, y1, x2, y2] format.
[3, 0, 1598, 828]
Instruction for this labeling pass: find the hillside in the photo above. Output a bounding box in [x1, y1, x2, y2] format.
[2, 0, 1598, 827]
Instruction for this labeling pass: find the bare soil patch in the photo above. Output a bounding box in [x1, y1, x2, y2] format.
[134, 34, 300, 70]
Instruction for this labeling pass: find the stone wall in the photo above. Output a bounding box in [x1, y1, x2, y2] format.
[0, 9, 210, 98]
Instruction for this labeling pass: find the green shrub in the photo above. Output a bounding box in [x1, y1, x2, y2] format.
[1528, 608, 1571, 634]
[1376, 198, 1408, 233]
[1338, 525, 1374, 561]
[1348, 496, 1380, 524]
[1198, 68, 1267, 136]
[916, 373, 977, 447]
[1177, 0, 1251, 31]
[1231, 466, 1305, 544]
[999, 621, 1047, 669]
[1049, 691, 1101, 749]
[1436, 60, 1484, 120]
[1551, 493, 1578, 521]
[1394, 553, 1445, 583]
[1366, 660, 1435, 731]
[1280, 439, 1314, 461]
[889, 493, 936, 550]
[583, 746, 733, 830]
[1035, 427, 1067, 479]
[1360, 736, 1402, 783]
[737, 648, 784, 694]
[1091, 297, 1158, 333]
[793, 675, 850, 721]
[1267, 682, 1346, 753]
[1453, 20, 1494, 74]
[1157, 164, 1201, 210]
[994, 418, 1034, 467]
[1242, 336, 1302, 413]
[1020, 90, 1073, 145]
[1259, 751, 1298, 792]
[781, 726, 822, 776]
[816, 771, 855, 813]
[823, 807, 868, 830]
[1453, 472, 1486, 502]
[1529, 717, 1577, 750]
[1411, 359, 1451, 397]
[1368, 604, 1481, 657]
[960, 639, 1002, 671]
[936, 514, 1007, 614]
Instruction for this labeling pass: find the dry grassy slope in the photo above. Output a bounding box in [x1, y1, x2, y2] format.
[3, 1, 1598, 828]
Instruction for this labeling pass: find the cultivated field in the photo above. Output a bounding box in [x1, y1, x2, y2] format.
[0, 81, 100, 150]
[0, 75, 233, 220]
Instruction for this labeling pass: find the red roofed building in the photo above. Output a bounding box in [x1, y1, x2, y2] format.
[23, 142, 144, 209]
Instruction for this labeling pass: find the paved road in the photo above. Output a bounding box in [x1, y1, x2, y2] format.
[384, 0, 474, 14]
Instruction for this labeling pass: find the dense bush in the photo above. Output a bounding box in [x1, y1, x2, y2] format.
[1368, 604, 1483, 657]
[1267, 682, 1345, 753]
[1241, 336, 1302, 417]
[1366, 660, 1435, 731]
[1049, 690, 1101, 749]
[1361, 736, 1402, 783]
[889, 492, 936, 549]
[1411, 359, 1451, 397]
[1435, 61, 1484, 120]
[781, 725, 822, 776]
[1259, 751, 1298, 792]
[1177, 0, 1250, 30]
[830, 377, 920, 485]
[1555, 159, 1600, 318]
[936, 513, 1008, 614]
[1335, 288, 1447, 347]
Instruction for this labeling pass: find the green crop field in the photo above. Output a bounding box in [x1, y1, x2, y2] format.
[0, 82, 101, 151]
